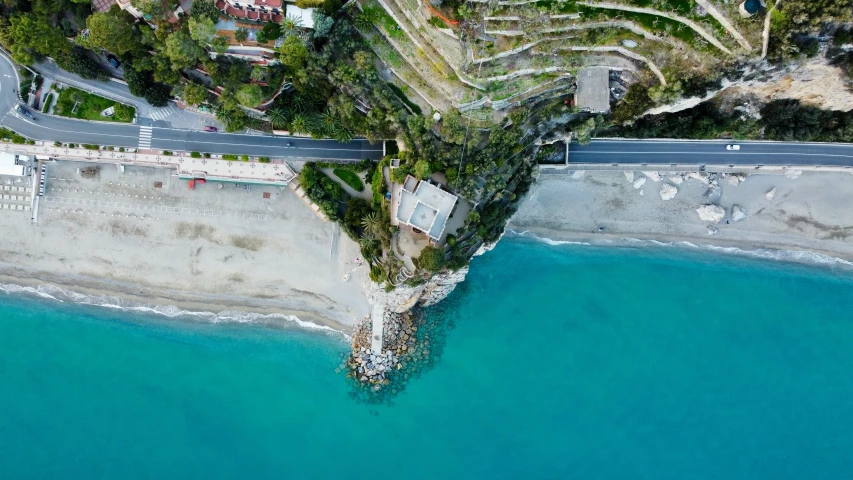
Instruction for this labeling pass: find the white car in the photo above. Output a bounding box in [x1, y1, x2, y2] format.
[726, 144, 741, 151]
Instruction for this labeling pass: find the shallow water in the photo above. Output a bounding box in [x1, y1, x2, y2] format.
[2, 238, 853, 479]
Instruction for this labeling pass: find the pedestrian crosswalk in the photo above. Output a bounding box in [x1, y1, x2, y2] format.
[138, 126, 152, 150]
[148, 106, 178, 121]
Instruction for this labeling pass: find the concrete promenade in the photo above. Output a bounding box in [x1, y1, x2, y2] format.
[1, 141, 296, 186]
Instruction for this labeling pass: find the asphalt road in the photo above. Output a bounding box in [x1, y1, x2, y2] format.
[0, 52, 385, 161]
[570, 139, 853, 166]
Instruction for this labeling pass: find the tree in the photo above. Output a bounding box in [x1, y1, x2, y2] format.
[189, 17, 217, 44]
[573, 117, 596, 145]
[191, 0, 221, 22]
[165, 29, 207, 69]
[280, 35, 309, 70]
[290, 114, 308, 134]
[211, 36, 229, 54]
[144, 83, 172, 107]
[235, 83, 264, 108]
[266, 107, 287, 129]
[312, 11, 334, 39]
[86, 8, 138, 55]
[4, 14, 71, 64]
[344, 197, 372, 232]
[414, 159, 431, 179]
[250, 65, 265, 81]
[234, 27, 249, 42]
[417, 246, 446, 273]
[55, 48, 110, 81]
[182, 82, 208, 105]
[295, 0, 323, 8]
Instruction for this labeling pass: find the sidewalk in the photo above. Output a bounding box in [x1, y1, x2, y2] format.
[1, 141, 296, 186]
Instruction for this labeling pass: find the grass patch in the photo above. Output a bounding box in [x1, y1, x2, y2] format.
[54, 87, 135, 123]
[333, 168, 365, 192]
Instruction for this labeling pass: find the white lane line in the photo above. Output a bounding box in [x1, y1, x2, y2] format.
[571, 151, 853, 158]
[151, 138, 383, 153]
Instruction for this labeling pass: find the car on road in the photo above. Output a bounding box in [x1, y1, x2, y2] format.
[16, 104, 33, 119]
[726, 144, 740, 151]
[106, 55, 121, 69]
[204, 126, 217, 132]
[287, 142, 295, 148]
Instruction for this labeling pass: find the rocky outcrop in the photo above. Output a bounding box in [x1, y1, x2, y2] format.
[686, 172, 711, 184]
[697, 204, 725, 223]
[731, 204, 747, 222]
[633, 177, 646, 189]
[702, 183, 722, 203]
[668, 174, 684, 185]
[725, 173, 746, 186]
[642, 171, 663, 182]
[659, 183, 677, 200]
[785, 169, 803, 179]
[765, 187, 777, 200]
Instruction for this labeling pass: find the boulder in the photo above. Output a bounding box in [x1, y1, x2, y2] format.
[687, 172, 711, 184]
[765, 187, 777, 200]
[668, 174, 684, 185]
[726, 174, 741, 186]
[707, 225, 719, 235]
[624, 171, 635, 183]
[697, 204, 725, 223]
[642, 171, 663, 182]
[659, 183, 678, 200]
[633, 177, 646, 189]
[731, 204, 747, 222]
[702, 184, 722, 203]
[639, 189, 645, 196]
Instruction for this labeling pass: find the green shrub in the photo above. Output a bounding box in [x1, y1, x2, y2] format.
[190, 151, 201, 158]
[68, 143, 77, 148]
[162, 150, 173, 155]
[119, 147, 125, 152]
[54, 141, 62, 147]
[258, 156, 271, 163]
[222, 154, 238, 160]
[26, 140, 35, 145]
[241, 154, 250, 162]
[417, 245, 446, 273]
[83, 144, 99, 150]
[203, 152, 211, 158]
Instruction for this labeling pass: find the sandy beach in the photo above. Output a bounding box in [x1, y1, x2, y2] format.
[0, 160, 371, 332]
[510, 169, 853, 263]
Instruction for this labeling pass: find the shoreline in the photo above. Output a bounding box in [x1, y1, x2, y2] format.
[0, 264, 355, 336]
[506, 228, 853, 270]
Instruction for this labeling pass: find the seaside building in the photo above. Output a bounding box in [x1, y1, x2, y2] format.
[575, 67, 611, 114]
[216, 0, 286, 23]
[394, 175, 458, 244]
[0, 152, 26, 177]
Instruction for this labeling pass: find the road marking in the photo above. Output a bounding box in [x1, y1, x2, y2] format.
[147, 106, 177, 121]
[570, 151, 853, 159]
[138, 126, 153, 149]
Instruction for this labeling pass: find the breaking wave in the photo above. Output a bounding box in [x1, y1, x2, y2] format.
[0, 282, 349, 338]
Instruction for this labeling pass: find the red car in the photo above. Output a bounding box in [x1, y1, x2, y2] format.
[204, 126, 218, 132]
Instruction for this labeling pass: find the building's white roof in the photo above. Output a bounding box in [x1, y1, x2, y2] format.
[395, 176, 458, 240]
[285, 5, 315, 29]
[0, 152, 17, 168]
[0, 165, 25, 176]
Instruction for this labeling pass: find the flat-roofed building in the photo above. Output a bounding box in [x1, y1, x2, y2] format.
[0, 152, 25, 177]
[395, 175, 458, 243]
[576, 67, 611, 114]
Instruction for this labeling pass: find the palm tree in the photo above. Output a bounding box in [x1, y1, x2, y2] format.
[361, 212, 382, 241]
[266, 107, 287, 129]
[216, 108, 234, 125]
[354, 13, 373, 31]
[333, 127, 354, 143]
[281, 14, 304, 37]
[290, 114, 308, 134]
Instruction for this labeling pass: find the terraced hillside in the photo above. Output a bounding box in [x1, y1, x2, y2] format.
[353, 0, 768, 123]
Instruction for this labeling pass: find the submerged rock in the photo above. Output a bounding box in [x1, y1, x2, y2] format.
[765, 187, 777, 200]
[659, 183, 678, 201]
[633, 177, 646, 189]
[731, 204, 747, 222]
[702, 184, 722, 204]
[707, 225, 719, 235]
[697, 204, 725, 223]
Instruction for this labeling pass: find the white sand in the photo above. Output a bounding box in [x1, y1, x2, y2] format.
[0, 161, 370, 331]
[510, 169, 853, 261]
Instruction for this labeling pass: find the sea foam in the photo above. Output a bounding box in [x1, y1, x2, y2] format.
[0, 282, 349, 338]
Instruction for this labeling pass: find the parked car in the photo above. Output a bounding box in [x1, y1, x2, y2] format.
[726, 144, 741, 151]
[16, 104, 33, 119]
[204, 126, 217, 132]
[106, 55, 121, 69]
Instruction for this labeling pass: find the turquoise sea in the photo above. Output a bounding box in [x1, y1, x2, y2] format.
[2, 238, 853, 479]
